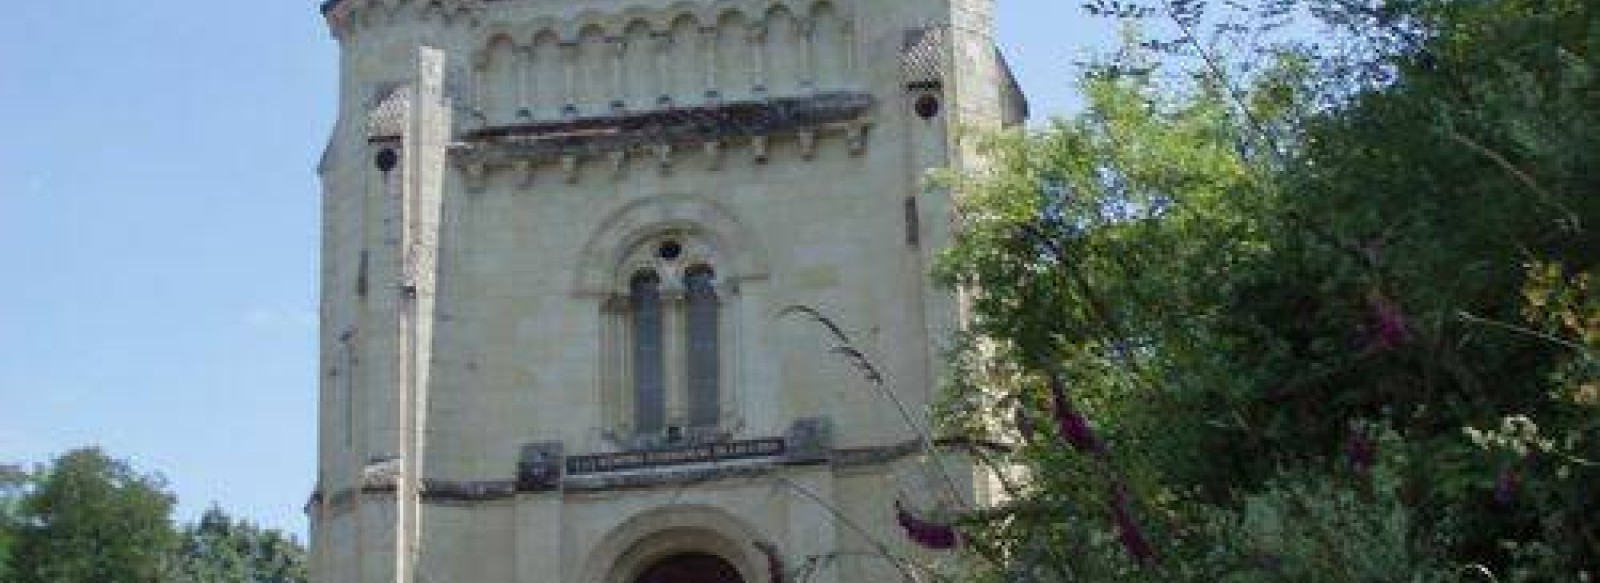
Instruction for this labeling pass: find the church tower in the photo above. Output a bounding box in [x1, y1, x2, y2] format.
[308, 0, 1026, 581]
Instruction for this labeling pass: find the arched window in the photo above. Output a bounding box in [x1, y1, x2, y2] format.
[684, 265, 720, 429]
[605, 235, 734, 446]
[630, 271, 666, 434]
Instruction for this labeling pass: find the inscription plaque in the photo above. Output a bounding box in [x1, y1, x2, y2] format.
[566, 438, 786, 475]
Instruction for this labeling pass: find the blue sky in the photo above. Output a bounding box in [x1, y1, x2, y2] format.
[0, 1, 1115, 537]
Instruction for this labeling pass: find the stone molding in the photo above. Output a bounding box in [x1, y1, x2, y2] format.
[323, 0, 484, 38]
[578, 504, 769, 583]
[444, 92, 873, 187]
[326, 0, 855, 44]
[574, 194, 770, 297]
[307, 438, 938, 516]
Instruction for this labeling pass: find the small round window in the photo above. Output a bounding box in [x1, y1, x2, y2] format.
[657, 240, 684, 261]
[914, 94, 941, 119]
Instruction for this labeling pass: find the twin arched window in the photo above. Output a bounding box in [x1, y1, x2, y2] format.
[614, 239, 723, 442]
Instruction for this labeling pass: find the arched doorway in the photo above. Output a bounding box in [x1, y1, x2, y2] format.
[633, 553, 744, 583]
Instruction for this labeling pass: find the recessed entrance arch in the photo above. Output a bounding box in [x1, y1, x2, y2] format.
[634, 553, 744, 583]
[580, 504, 767, 583]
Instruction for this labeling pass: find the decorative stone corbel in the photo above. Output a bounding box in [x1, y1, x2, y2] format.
[653, 143, 673, 172]
[703, 140, 723, 170]
[516, 159, 537, 188]
[560, 154, 580, 183]
[797, 130, 817, 160]
[751, 135, 769, 164]
[607, 149, 628, 177]
[846, 123, 870, 156]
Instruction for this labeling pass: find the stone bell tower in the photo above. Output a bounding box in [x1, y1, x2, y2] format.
[307, 0, 1026, 581]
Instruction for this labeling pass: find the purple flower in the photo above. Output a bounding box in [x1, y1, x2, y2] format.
[1368, 293, 1410, 350]
[1495, 466, 1520, 506]
[1110, 483, 1157, 564]
[754, 541, 786, 583]
[1048, 374, 1106, 455]
[894, 501, 960, 550]
[1345, 428, 1377, 474]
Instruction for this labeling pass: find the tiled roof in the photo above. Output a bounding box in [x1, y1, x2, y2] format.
[902, 26, 948, 89]
[366, 84, 411, 139]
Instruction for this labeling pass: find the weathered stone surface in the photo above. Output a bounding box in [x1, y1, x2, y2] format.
[310, 1, 1024, 582]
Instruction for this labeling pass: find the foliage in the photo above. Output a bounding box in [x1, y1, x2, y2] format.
[169, 506, 308, 583]
[1, 449, 308, 583]
[933, 0, 1599, 580]
[11, 448, 178, 583]
[0, 465, 29, 582]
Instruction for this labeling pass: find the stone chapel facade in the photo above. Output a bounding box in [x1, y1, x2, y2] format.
[307, 0, 1026, 581]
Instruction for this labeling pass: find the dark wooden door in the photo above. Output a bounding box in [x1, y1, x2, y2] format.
[633, 553, 744, 583]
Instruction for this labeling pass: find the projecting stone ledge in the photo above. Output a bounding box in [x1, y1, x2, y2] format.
[445, 92, 876, 187]
[307, 439, 943, 515]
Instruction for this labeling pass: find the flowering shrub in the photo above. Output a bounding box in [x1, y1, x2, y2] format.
[931, 1, 1599, 580]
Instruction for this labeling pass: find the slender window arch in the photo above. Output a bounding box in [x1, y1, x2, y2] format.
[630, 271, 666, 435]
[684, 265, 720, 429]
[604, 232, 735, 446]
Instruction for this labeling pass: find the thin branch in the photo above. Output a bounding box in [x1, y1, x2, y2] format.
[771, 476, 926, 583]
[1456, 311, 1589, 353]
[779, 306, 969, 511]
[1448, 130, 1579, 230]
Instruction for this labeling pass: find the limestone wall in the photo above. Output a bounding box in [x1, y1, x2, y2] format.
[311, 1, 1019, 582]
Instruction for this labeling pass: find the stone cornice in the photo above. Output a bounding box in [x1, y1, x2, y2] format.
[322, 0, 486, 38]
[439, 92, 874, 186]
[324, 0, 855, 41]
[306, 437, 978, 515]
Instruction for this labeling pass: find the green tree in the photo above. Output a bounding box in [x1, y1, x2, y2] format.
[933, 0, 1597, 580]
[170, 506, 308, 583]
[0, 464, 30, 582]
[12, 448, 177, 583]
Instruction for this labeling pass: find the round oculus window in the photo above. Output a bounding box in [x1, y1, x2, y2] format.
[657, 241, 684, 261]
[914, 94, 941, 119]
[374, 148, 399, 172]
